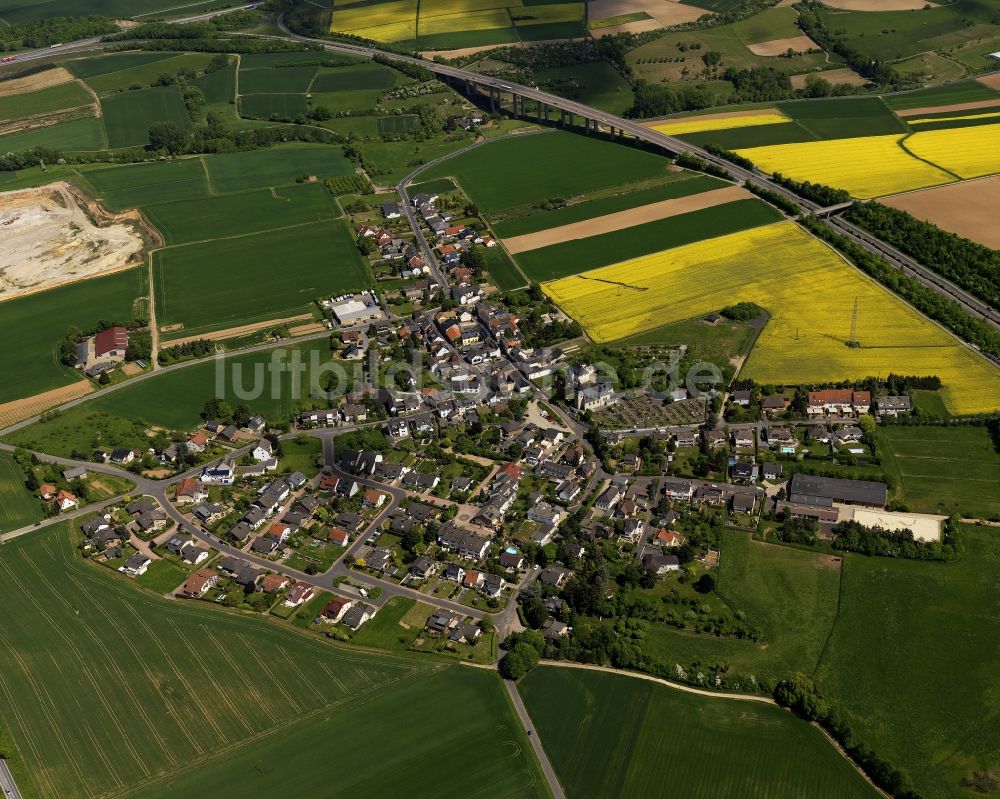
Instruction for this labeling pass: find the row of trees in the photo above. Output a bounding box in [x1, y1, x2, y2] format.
[845, 202, 1000, 311]
[775, 674, 921, 798]
[831, 519, 963, 561]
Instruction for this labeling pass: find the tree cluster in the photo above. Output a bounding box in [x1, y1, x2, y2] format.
[845, 202, 1000, 311]
[0, 15, 115, 50]
[831, 519, 963, 561]
[775, 673, 921, 798]
[158, 339, 214, 365]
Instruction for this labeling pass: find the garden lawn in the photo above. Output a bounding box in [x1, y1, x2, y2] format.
[519, 666, 877, 799]
[815, 525, 1000, 799]
[154, 220, 369, 337]
[101, 85, 193, 149]
[143, 182, 341, 245]
[515, 199, 782, 280]
[135, 559, 188, 594]
[348, 596, 423, 650]
[0, 268, 145, 404]
[419, 131, 674, 214]
[278, 436, 323, 476]
[876, 425, 1000, 519]
[0, 452, 41, 534]
[0, 523, 547, 799]
[203, 145, 354, 193]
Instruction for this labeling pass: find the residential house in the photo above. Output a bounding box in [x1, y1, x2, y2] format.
[342, 603, 376, 630]
[322, 596, 353, 624]
[875, 395, 912, 417]
[284, 583, 316, 607]
[640, 552, 680, 576]
[181, 568, 218, 598]
[121, 553, 151, 577]
[807, 389, 871, 416]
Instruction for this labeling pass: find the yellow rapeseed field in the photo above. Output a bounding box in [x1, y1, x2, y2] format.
[420, 0, 522, 15]
[905, 122, 1000, 179]
[332, 0, 417, 32]
[735, 134, 955, 198]
[419, 7, 511, 35]
[649, 112, 791, 136]
[542, 222, 1000, 415]
[907, 110, 1000, 125]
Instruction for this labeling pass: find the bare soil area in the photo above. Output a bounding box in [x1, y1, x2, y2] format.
[881, 175, 1000, 249]
[162, 313, 315, 345]
[0, 67, 74, 98]
[0, 182, 147, 301]
[977, 73, 1000, 91]
[747, 34, 819, 56]
[790, 67, 867, 89]
[590, 0, 707, 27]
[896, 97, 1000, 117]
[820, 0, 935, 9]
[503, 185, 751, 253]
[0, 380, 93, 429]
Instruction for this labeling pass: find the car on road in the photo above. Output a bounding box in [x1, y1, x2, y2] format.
[1, 55, 15, 63]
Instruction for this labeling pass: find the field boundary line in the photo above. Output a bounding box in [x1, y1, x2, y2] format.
[535, 661, 775, 703]
[810, 553, 847, 680]
[896, 131, 962, 181]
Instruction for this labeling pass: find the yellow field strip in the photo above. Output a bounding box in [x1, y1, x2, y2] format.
[648, 110, 790, 136]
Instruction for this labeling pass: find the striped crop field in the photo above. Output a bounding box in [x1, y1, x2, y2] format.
[648, 111, 791, 136]
[906, 110, 1000, 126]
[0, 524, 548, 799]
[735, 134, 955, 198]
[519, 666, 879, 799]
[905, 121, 1000, 179]
[541, 222, 1000, 415]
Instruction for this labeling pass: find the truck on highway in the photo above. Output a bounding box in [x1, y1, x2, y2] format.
[49, 42, 63, 48]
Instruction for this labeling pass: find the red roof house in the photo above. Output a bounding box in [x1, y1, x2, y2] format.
[94, 326, 128, 359]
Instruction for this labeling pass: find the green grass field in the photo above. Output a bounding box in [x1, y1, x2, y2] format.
[311, 62, 401, 92]
[63, 52, 179, 80]
[0, 268, 145, 405]
[877, 425, 1000, 520]
[203, 145, 354, 193]
[0, 81, 92, 122]
[0, 452, 41, 535]
[154, 220, 369, 337]
[420, 131, 675, 214]
[680, 119, 818, 149]
[520, 666, 877, 799]
[238, 65, 318, 94]
[84, 53, 215, 96]
[277, 435, 323, 476]
[778, 97, 907, 139]
[815, 0, 999, 62]
[618, 316, 755, 369]
[192, 62, 236, 104]
[639, 528, 842, 681]
[815, 525, 1000, 799]
[0, 523, 548, 799]
[885, 79, 1000, 111]
[515, 199, 783, 281]
[0, 115, 106, 152]
[81, 158, 211, 209]
[485, 246, 527, 291]
[0, 0, 228, 24]
[627, 6, 832, 95]
[239, 93, 309, 119]
[493, 173, 725, 237]
[7, 342, 349, 450]
[534, 61, 635, 116]
[101, 84, 193, 148]
[143, 182, 341, 245]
